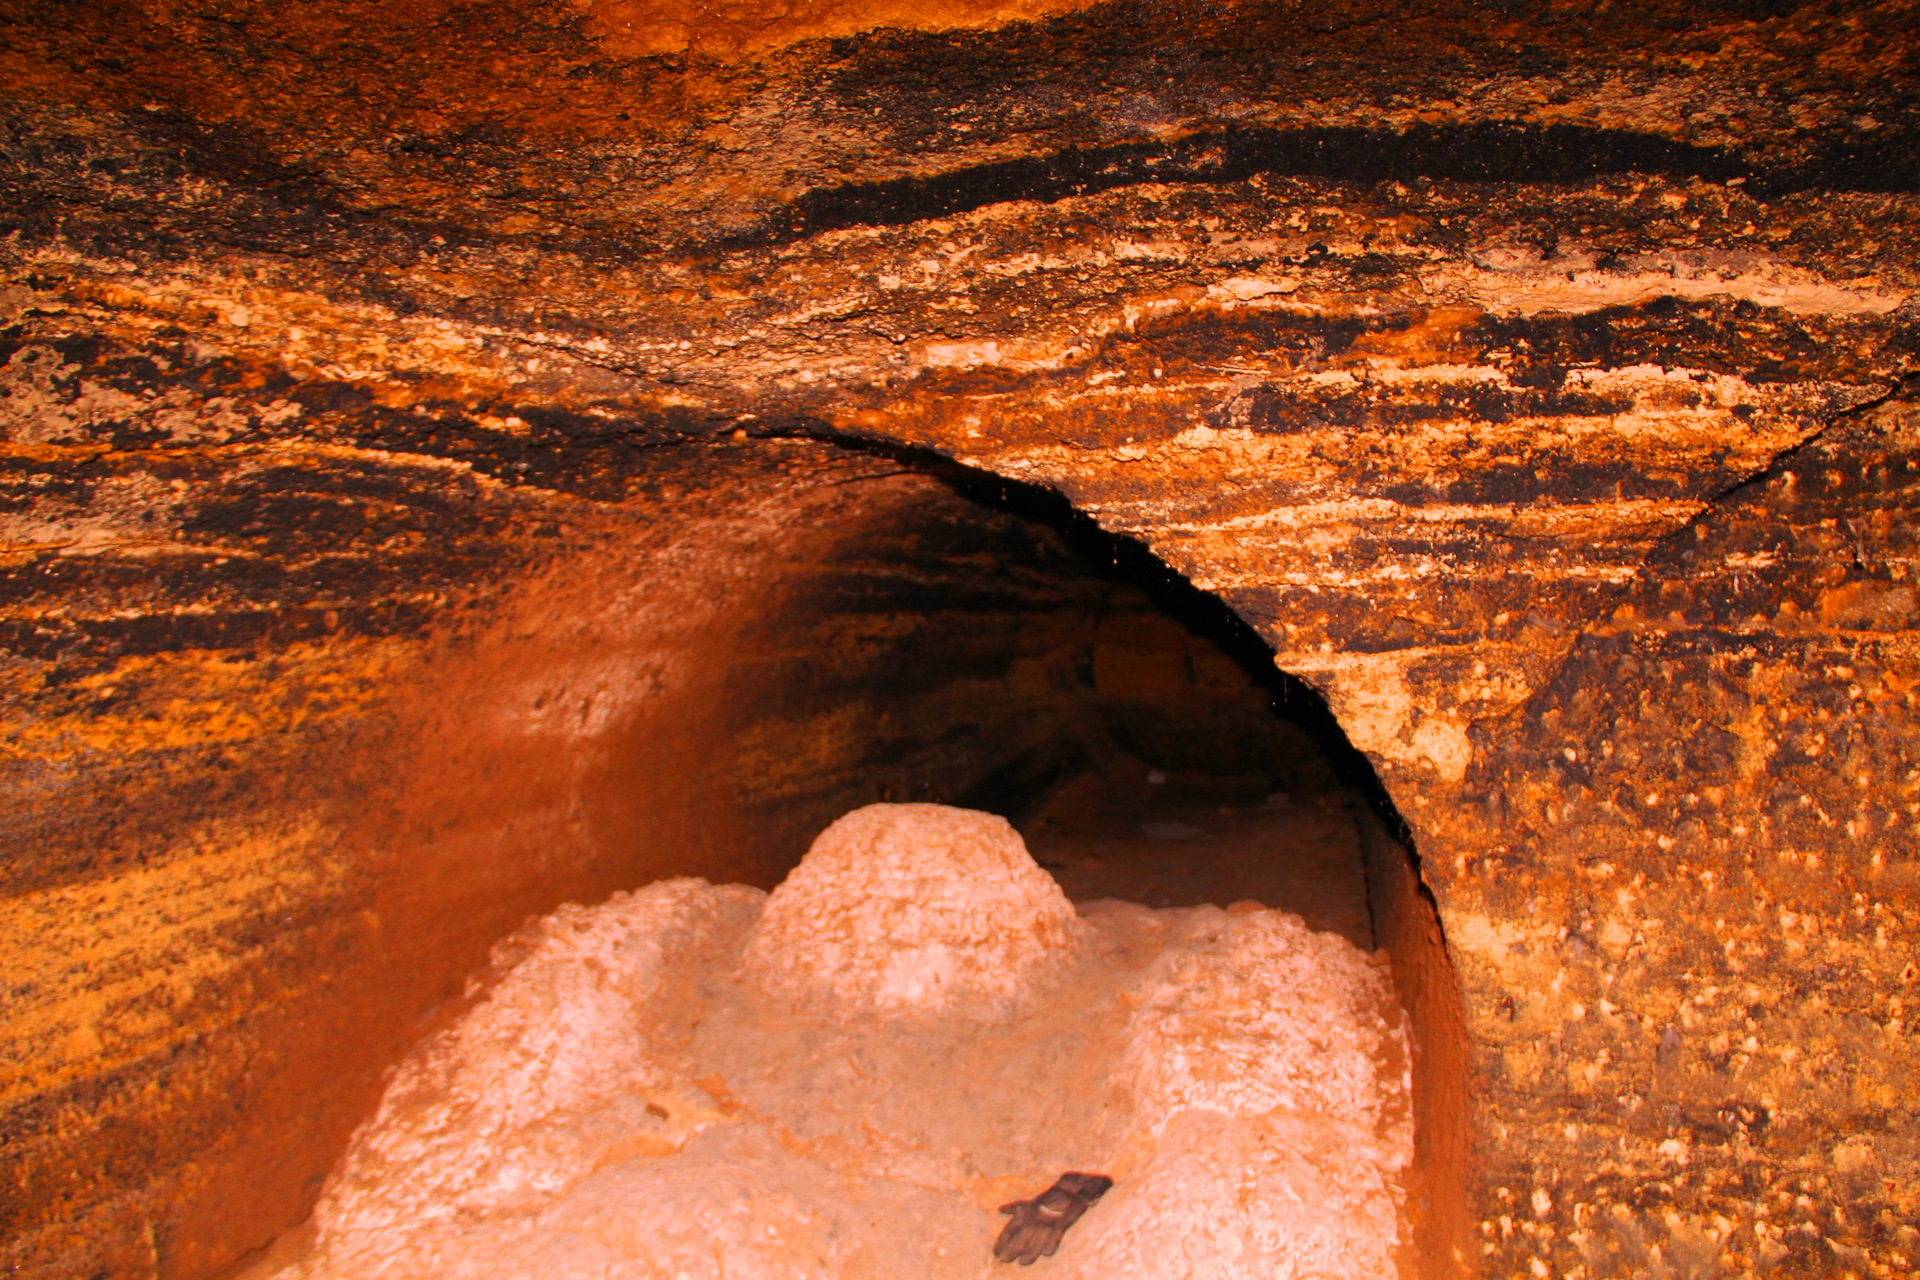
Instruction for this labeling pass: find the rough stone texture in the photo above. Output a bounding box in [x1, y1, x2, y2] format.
[741, 804, 1084, 1015]
[264, 815, 1411, 1280]
[2, 0, 1917, 1276]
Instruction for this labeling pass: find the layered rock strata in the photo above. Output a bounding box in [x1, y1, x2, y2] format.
[3, 1, 1917, 1276]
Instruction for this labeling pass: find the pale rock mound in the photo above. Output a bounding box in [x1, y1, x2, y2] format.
[258, 804, 1410, 1280]
[741, 803, 1083, 1016]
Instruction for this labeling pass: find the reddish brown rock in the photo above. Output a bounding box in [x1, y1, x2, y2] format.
[2, 1, 1915, 1276]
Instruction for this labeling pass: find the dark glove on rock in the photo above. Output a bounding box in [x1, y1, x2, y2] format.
[993, 1172, 1114, 1265]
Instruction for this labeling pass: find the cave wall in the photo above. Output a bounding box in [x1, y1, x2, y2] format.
[3, 0, 1917, 1276]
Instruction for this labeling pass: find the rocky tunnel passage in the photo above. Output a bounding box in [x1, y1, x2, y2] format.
[4, 1, 1920, 1276]
[2, 430, 1463, 1277]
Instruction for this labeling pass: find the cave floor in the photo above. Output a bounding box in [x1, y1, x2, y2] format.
[1018, 766, 1374, 950]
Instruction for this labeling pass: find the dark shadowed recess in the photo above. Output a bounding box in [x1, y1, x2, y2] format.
[794, 428, 1419, 845]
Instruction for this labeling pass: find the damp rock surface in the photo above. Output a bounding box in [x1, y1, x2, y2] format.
[256, 804, 1411, 1280]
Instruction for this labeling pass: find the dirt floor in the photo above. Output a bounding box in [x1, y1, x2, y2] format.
[1018, 761, 1374, 950]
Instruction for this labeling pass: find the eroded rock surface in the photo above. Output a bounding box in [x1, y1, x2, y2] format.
[742, 803, 1085, 1015]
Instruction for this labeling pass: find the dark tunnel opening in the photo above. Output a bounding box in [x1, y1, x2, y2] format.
[727, 435, 1428, 940]
[887, 441, 1416, 826]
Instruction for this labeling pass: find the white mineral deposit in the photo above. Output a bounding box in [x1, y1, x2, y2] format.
[256, 804, 1412, 1280]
